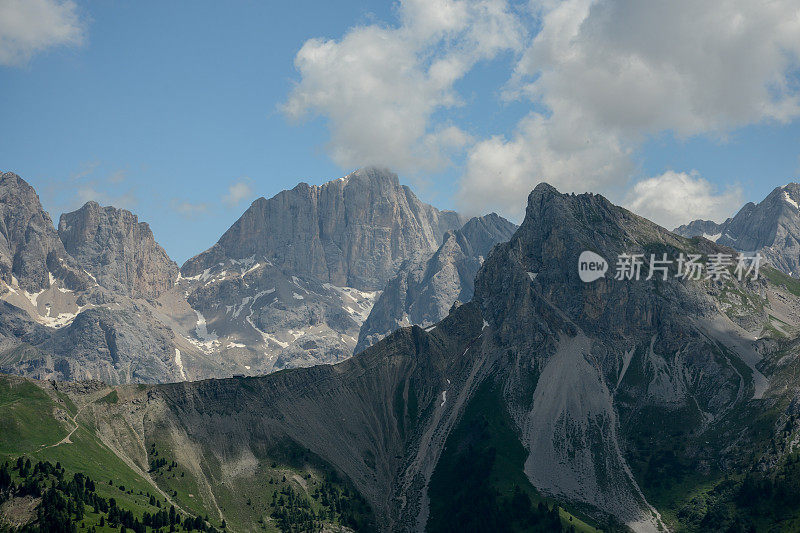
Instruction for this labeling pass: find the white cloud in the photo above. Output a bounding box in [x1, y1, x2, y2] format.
[172, 200, 209, 218]
[457, 0, 800, 216]
[222, 180, 253, 207]
[515, 0, 800, 136]
[456, 110, 632, 219]
[284, 0, 800, 221]
[0, 0, 85, 66]
[624, 171, 743, 229]
[75, 187, 137, 209]
[283, 0, 524, 172]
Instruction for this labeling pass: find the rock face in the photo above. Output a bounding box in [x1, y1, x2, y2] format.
[0, 303, 183, 385]
[181, 167, 466, 291]
[176, 259, 379, 372]
[59, 201, 178, 299]
[355, 213, 516, 352]
[0, 168, 474, 381]
[80, 183, 800, 531]
[0, 172, 88, 293]
[0, 173, 204, 384]
[675, 183, 800, 276]
[173, 167, 468, 371]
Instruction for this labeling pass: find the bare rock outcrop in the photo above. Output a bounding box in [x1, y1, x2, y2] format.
[59, 201, 178, 299]
[181, 167, 466, 291]
[355, 213, 516, 352]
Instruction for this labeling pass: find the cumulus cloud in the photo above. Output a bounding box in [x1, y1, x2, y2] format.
[456, 110, 633, 219]
[283, 0, 524, 172]
[515, 0, 800, 136]
[624, 171, 743, 230]
[284, 0, 800, 221]
[457, 0, 800, 216]
[222, 180, 254, 207]
[0, 0, 85, 66]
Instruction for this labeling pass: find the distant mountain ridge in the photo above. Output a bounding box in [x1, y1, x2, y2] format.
[355, 212, 517, 352]
[0, 167, 511, 382]
[182, 167, 467, 291]
[675, 182, 800, 276]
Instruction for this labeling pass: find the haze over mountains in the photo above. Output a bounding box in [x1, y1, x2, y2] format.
[0, 167, 512, 383]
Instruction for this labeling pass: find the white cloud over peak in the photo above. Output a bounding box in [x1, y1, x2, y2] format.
[457, 0, 800, 219]
[456, 111, 633, 219]
[283, 0, 524, 172]
[222, 180, 254, 208]
[624, 171, 743, 230]
[284, 0, 800, 225]
[75, 187, 137, 210]
[0, 0, 85, 66]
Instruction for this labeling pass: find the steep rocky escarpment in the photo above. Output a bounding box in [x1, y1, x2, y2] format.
[181, 167, 466, 291]
[356, 213, 516, 352]
[171, 167, 469, 372]
[472, 183, 800, 530]
[86, 302, 489, 531]
[0, 172, 89, 294]
[59, 201, 178, 299]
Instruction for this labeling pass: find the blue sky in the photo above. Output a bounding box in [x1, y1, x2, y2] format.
[1, 0, 799, 264]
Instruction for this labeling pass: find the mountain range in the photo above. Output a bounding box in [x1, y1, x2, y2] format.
[3, 171, 800, 532]
[0, 167, 510, 383]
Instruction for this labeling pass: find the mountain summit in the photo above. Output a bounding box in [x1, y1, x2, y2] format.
[182, 167, 466, 291]
[0, 172, 88, 294]
[675, 182, 800, 276]
[59, 201, 178, 299]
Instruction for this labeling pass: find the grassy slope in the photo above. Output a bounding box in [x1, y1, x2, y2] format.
[0, 375, 373, 532]
[0, 378, 170, 529]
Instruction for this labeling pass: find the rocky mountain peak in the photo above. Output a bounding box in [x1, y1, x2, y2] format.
[181, 167, 467, 290]
[355, 212, 516, 352]
[0, 171, 86, 293]
[469, 183, 785, 528]
[58, 201, 178, 299]
[675, 181, 800, 276]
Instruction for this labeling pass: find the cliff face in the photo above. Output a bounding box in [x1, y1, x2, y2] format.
[59, 201, 178, 299]
[356, 213, 516, 352]
[675, 183, 800, 277]
[181, 167, 466, 291]
[0, 168, 474, 382]
[0, 172, 88, 294]
[170, 167, 469, 371]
